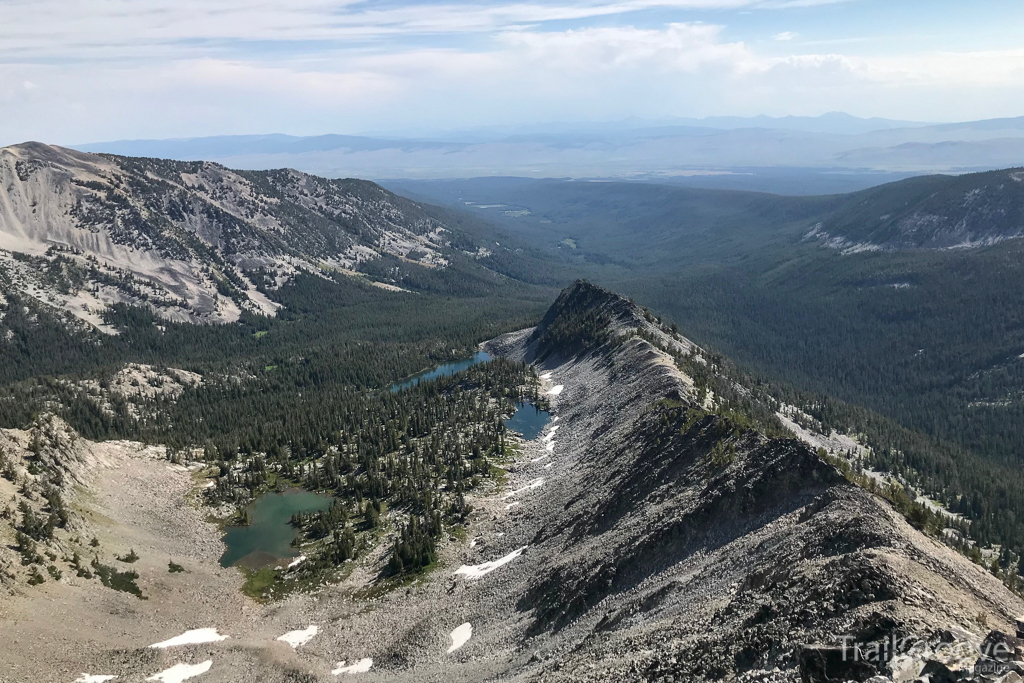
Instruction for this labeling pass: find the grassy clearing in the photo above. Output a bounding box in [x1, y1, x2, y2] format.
[241, 567, 278, 602]
[488, 464, 509, 488]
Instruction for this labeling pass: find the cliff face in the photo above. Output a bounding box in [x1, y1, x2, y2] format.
[0, 142, 452, 326]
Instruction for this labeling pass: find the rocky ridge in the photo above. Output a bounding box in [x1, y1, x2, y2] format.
[0, 143, 463, 327]
[3, 281, 1024, 682]
[479, 281, 1024, 682]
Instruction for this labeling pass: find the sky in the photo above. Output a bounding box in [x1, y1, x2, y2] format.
[2, 0, 1024, 145]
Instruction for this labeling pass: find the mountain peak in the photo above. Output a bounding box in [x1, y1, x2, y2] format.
[527, 279, 693, 362]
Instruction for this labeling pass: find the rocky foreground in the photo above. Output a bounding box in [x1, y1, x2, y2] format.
[4, 281, 1024, 683]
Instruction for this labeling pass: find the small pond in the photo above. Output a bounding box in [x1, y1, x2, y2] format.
[219, 490, 333, 569]
[505, 401, 552, 440]
[389, 350, 491, 392]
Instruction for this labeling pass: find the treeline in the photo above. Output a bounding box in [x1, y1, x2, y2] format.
[619, 240, 1024, 470]
[777, 384, 1024, 561]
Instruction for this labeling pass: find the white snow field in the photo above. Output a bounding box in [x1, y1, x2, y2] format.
[276, 625, 319, 648]
[145, 661, 213, 683]
[504, 478, 545, 498]
[454, 547, 528, 580]
[149, 629, 229, 649]
[332, 658, 373, 675]
[546, 385, 564, 396]
[447, 623, 473, 653]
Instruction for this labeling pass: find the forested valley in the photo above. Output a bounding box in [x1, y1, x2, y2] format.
[6, 165, 1024, 598]
[388, 175, 1024, 579]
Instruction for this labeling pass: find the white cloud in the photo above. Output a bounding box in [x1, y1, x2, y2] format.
[0, 1, 1023, 144]
[0, 0, 846, 61]
[772, 31, 798, 41]
[500, 23, 754, 73]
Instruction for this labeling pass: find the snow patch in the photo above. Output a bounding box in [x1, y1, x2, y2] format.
[505, 501, 520, 510]
[545, 441, 555, 452]
[287, 555, 306, 570]
[149, 629, 229, 649]
[332, 659, 373, 675]
[540, 372, 552, 380]
[542, 426, 559, 442]
[146, 661, 212, 683]
[447, 623, 473, 653]
[455, 547, 527, 580]
[75, 676, 117, 683]
[546, 385, 564, 396]
[505, 478, 545, 498]
[276, 625, 319, 648]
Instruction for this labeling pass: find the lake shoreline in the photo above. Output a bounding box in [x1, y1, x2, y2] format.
[219, 489, 334, 568]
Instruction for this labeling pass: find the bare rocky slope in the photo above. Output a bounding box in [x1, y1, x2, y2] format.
[806, 167, 1024, 250]
[4, 281, 1024, 683]
[0, 143, 468, 328]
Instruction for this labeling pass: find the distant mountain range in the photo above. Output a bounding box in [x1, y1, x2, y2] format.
[67, 113, 1024, 192]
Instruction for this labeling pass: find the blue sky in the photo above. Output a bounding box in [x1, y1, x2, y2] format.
[2, 0, 1024, 144]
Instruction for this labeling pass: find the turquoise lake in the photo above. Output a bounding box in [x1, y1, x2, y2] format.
[219, 490, 333, 568]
